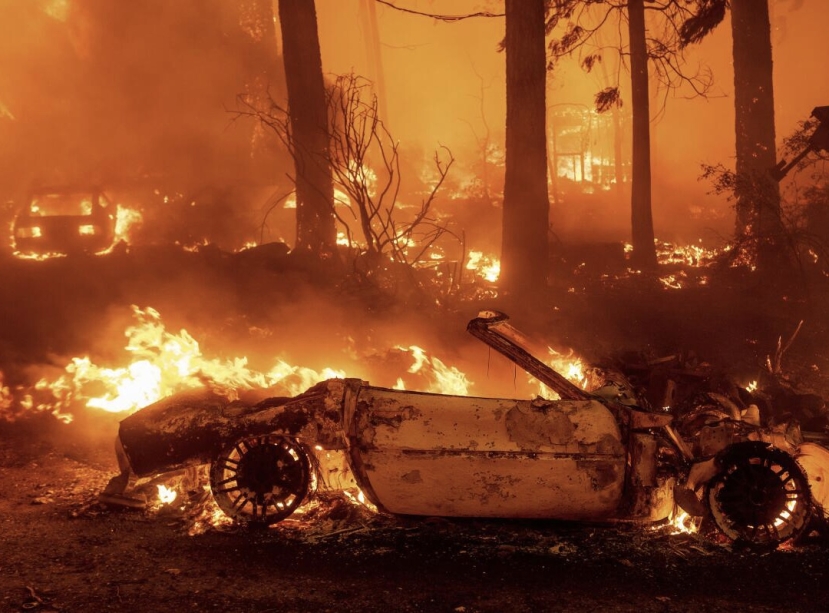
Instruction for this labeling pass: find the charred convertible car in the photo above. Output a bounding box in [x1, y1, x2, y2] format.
[105, 312, 819, 547]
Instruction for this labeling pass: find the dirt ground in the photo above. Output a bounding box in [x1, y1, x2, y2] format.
[2, 417, 829, 613]
[3, 248, 829, 612]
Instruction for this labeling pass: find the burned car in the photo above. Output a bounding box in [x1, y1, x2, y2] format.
[12, 186, 116, 256]
[103, 312, 818, 547]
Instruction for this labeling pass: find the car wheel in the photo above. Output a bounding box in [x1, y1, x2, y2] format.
[210, 435, 311, 525]
[706, 442, 811, 547]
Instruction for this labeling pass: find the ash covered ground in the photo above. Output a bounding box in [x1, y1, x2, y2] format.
[2, 246, 829, 612]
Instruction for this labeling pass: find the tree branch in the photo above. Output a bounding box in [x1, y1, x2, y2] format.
[374, 0, 503, 21]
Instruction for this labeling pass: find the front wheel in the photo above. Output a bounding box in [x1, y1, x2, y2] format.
[209, 435, 311, 525]
[706, 442, 811, 547]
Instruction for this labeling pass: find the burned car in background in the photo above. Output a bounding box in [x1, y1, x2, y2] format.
[104, 312, 820, 547]
[11, 186, 116, 256]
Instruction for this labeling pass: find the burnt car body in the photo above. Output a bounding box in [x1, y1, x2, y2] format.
[106, 312, 818, 546]
[12, 186, 116, 256]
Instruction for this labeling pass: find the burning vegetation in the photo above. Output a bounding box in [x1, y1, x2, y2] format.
[2, 1, 829, 611]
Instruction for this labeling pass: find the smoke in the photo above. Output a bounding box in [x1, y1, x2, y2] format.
[0, 0, 285, 202]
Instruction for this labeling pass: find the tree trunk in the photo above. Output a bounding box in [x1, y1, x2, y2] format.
[628, 0, 657, 271]
[502, 0, 550, 297]
[731, 0, 783, 267]
[278, 0, 336, 256]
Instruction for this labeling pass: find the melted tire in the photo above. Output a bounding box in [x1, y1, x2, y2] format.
[210, 435, 311, 525]
[706, 443, 811, 547]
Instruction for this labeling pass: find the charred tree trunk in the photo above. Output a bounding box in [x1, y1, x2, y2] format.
[502, 0, 550, 297]
[731, 0, 783, 268]
[278, 0, 337, 257]
[628, 0, 657, 271]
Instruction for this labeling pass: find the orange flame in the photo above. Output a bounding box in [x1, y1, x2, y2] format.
[466, 250, 500, 283]
[20, 306, 346, 422]
[394, 345, 472, 395]
[157, 484, 178, 505]
[538, 348, 588, 398]
[669, 510, 700, 535]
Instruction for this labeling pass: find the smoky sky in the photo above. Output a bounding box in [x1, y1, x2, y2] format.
[1, 0, 828, 243]
[0, 0, 280, 198]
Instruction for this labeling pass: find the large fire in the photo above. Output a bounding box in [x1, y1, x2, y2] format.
[14, 306, 348, 422]
[1, 306, 481, 424]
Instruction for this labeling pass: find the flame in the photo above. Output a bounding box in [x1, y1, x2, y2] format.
[16, 306, 346, 422]
[669, 510, 700, 535]
[113, 205, 143, 244]
[525, 348, 590, 399]
[401, 345, 472, 395]
[4, 305, 477, 424]
[547, 348, 587, 387]
[157, 484, 178, 505]
[343, 488, 378, 513]
[188, 491, 234, 535]
[746, 380, 758, 393]
[773, 494, 799, 528]
[285, 188, 353, 211]
[466, 250, 500, 282]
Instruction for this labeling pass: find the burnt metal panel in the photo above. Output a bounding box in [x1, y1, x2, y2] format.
[118, 379, 351, 476]
[347, 386, 625, 519]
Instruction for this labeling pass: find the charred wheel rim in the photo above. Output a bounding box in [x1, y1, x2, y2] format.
[706, 444, 811, 546]
[210, 436, 311, 525]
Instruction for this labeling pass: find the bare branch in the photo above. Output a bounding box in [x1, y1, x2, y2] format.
[374, 0, 503, 21]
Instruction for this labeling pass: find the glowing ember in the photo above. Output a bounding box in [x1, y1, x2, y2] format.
[659, 273, 685, 290]
[0, 375, 12, 412]
[655, 240, 722, 268]
[746, 380, 758, 393]
[774, 495, 799, 529]
[188, 494, 234, 535]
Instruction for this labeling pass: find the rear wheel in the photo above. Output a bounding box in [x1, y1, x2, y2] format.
[210, 435, 311, 525]
[706, 443, 811, 546]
